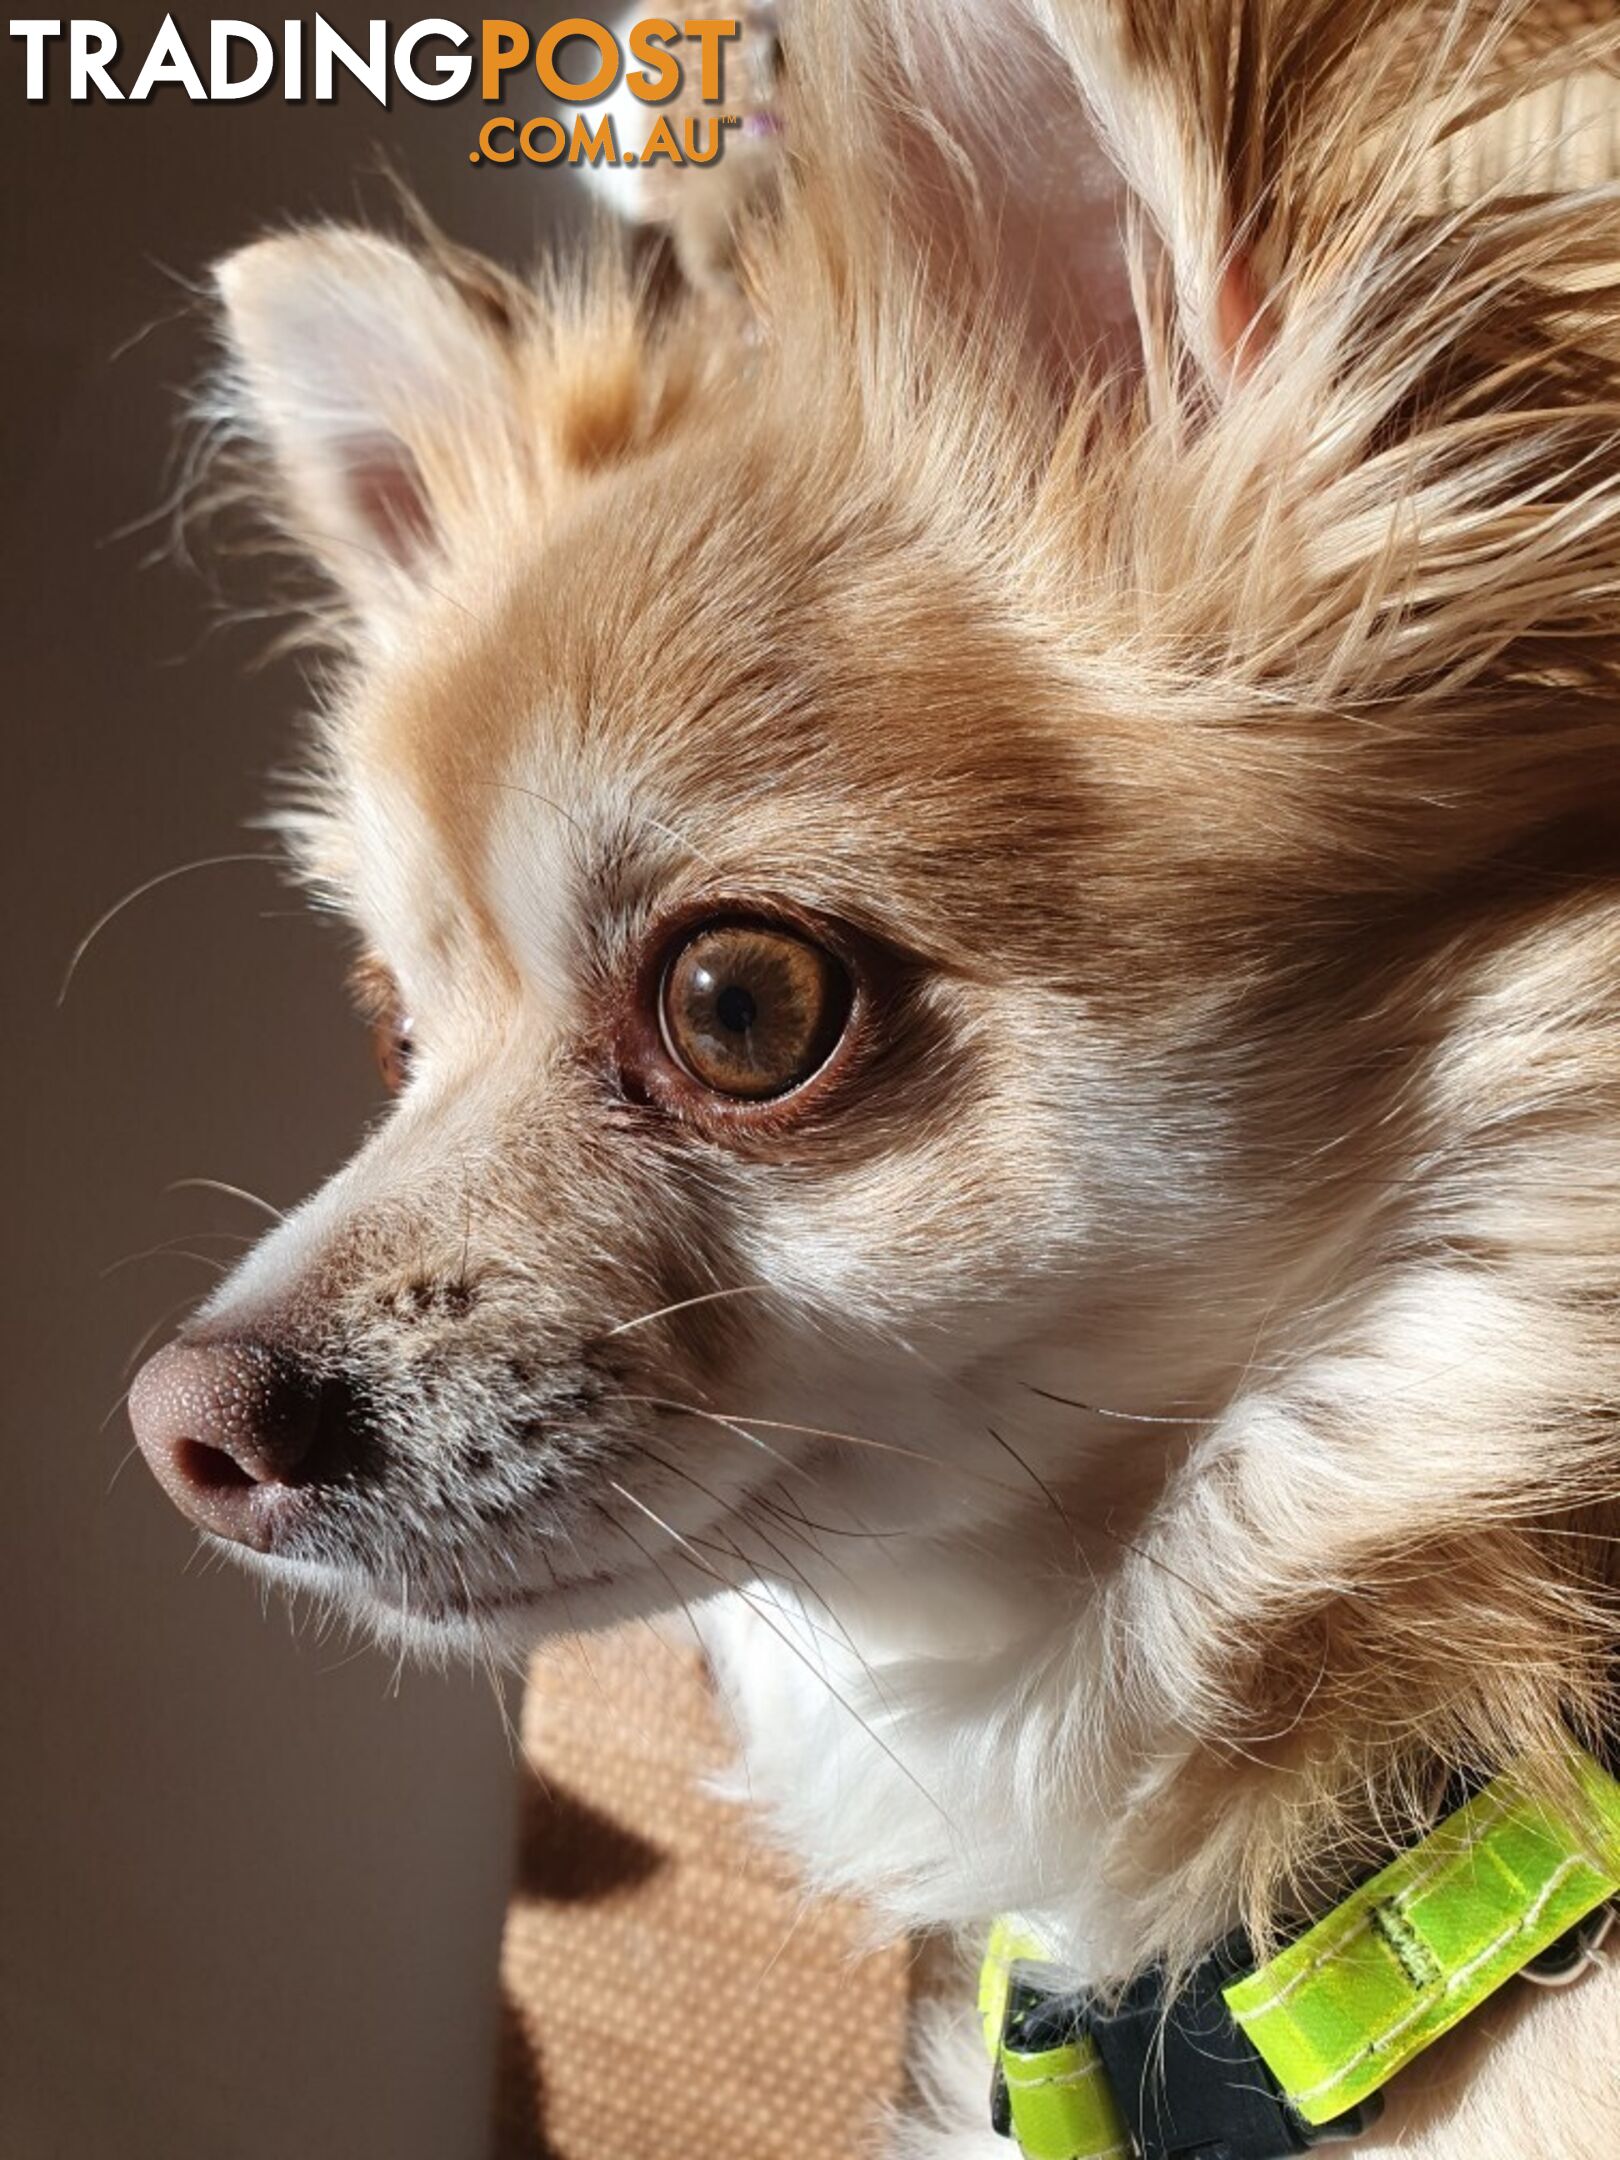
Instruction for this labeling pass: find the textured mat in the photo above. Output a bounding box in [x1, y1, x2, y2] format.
[495, 1630, 907, 2160]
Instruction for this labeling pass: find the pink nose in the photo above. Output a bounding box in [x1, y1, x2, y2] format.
[129, 1337, 347, 1551]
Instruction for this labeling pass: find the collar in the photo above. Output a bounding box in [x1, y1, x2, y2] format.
[979, 1744, 1620, 2160]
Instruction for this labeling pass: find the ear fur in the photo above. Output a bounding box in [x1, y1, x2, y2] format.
[1041, 0, 1620, 378]
[213, 228, 536, 625]
[211, 220, 740, 639]
[786, 1, 1618, 392]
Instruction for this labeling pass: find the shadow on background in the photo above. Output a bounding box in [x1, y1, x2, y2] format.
[1, 15, 584, 2156]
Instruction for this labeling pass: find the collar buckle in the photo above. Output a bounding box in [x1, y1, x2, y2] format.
[993, 1944, 1382, 2160]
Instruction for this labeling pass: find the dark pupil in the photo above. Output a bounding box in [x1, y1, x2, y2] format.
[714, 982, 757, 1035]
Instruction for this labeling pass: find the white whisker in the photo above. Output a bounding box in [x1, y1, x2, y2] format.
[604, 1481, 953, 1827]
[600, 1284, 774, 1338]
[166, 1176, 287, 1224]
[58, 852, 280, 1007]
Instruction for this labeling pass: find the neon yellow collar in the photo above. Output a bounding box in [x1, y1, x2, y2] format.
[980, 1745, 1620, 2160]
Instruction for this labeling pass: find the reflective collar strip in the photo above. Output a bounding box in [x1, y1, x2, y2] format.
[981, 1745, 1620, 2158]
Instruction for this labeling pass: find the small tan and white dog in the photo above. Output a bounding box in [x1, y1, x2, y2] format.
[129, 5, 1620, 2154]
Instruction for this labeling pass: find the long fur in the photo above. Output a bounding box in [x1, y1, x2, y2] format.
[157, 5, 1620, 2153]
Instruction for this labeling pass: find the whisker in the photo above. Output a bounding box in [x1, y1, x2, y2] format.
[473, 779, 592, 845]
[58, 852, 280, 1007]
[100, 1385, 136, 1438]
[601, 1392, 808, 1482]
[637, 814, 723, 871]
[636, 1445, 897, 1709]
[604, 1479, 953, 1827]
[116, 1292, 202, 1386]
[390, 1568, 412, 1699]
[316, 1632, 381, 1679]
[591, 1500, 716, 1686]
[455, 1556, 522, 1764]
[165, 1176, 286, 1224]
[101, 1244, 231, 1280]
[739, 1495, 860, 1598]
[1024, 1384, 1217, 1428]
[105, 1441, 143, 1496]
[628, 1378, 1199, 1595]
[599, 1284, 773, 1339]
[607, 1395, 1019, 1494]
[754, 1489, 904, 1542]
[755, 1894, 817, 1986]
[984, 1422, 1100, 1596]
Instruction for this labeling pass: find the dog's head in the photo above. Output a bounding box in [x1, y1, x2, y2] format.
[132, 212, 1256, 1646]
[130, 5, 1620, 1921]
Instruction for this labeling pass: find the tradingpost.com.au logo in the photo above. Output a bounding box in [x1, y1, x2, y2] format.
[8, 16, 746, 167]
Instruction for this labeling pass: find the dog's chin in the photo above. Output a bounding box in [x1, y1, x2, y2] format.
[216, 1540, 709, 1662]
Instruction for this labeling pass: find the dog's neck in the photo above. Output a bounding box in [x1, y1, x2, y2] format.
[703, 1517, 1620, 2158]
[704, 1524, 1256, 1970]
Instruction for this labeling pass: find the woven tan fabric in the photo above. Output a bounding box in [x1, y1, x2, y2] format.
[495, 1631, 908, 2160]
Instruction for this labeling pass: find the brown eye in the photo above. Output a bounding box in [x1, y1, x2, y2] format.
[659, 923, 851, 1101]
[373, 1014, 414, 1095]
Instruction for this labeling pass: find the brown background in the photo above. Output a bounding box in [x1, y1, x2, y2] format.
[1, 18, 911, 2157]
[0, 13, 579, 2155]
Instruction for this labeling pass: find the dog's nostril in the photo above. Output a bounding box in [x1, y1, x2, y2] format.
[301, 1378, 374, 1488]
[128, 1336, 361, 1552]
[174, 1438, 258, 1494]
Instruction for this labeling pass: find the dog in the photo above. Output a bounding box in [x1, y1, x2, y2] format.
[129, 4, 1620, 2153]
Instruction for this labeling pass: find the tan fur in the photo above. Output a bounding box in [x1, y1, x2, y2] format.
[173, 6, 1620, 2153]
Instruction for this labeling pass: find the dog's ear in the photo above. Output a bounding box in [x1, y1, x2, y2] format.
[1047, 0, 1620, 386]
[769, 0, 1340, 400]
[1038, 0, 1620, 885]
[797, 1, 1610, 400]
[1032, 0, 1380, 387]
[214, 228, 531, 624]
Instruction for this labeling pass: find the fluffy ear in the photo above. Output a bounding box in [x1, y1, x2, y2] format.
[784, 0, 1594, 398]
[1044, 0, 1620, 387]
[214, 230, 529, 622]
[1036, 0, 1347, 384]
[773, 0, 1326, 396]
